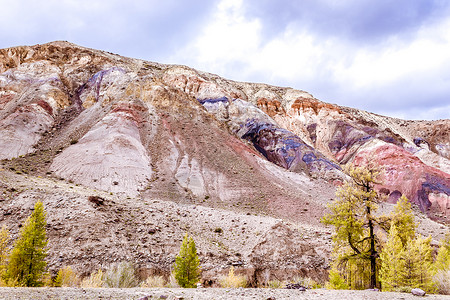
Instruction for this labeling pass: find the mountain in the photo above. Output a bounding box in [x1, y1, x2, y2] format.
[0, 41, 448, 284]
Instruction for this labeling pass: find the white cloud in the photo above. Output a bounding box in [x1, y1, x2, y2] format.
[172, 0, 450, 119]
[177, 0, 261, 76]
[2, 0, 449, 119]
[333, 18, 450, 89]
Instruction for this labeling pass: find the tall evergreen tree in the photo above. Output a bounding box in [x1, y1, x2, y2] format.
[173, 233, 200, 288]
[379, 196, 437, 292]
[322, 164, 382, 289]
[0, 225, 10, 285]
[434, 233, 450, 273]
[6, 201, 48, 286]
[379, 225, 406, 291]
[433, 233, 450, 294]
[402, 235, 436, 292]
[389, 195, 416, 246]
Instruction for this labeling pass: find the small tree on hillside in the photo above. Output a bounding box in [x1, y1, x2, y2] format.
[434, 233, 450, 273]
[322, 164, 382, 289]
[0, 225, 10, 285]
[434, 233, 450, 294]
[379, 225, 406, 290]
[402, 235, 436, 292]
[173, 233, 200, 288]
[379, 194, 436, 292]
[379, 195, 416, 291]
[6, 201, 48, 286]
[388, 195, 416, 246]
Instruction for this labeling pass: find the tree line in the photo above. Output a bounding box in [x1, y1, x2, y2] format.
[0, 164, 448, 292]
[0, 200, 201, 288]
[323, 164, 450, 293]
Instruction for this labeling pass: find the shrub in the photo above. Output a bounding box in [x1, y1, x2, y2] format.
[166, 272, 180, 288]
[103, 262, 139, 288]
[325, 267, 349, 290]
[219, 267, 247, 288]
[42, 273, 53, 287]
[141, 275, 166, 288]
[434, 269, 450, 295]
[292, 276, 321, 289]
[54, 266, 79, 287]
[80, 269, 104, 288]
[267, 279, 285, 288]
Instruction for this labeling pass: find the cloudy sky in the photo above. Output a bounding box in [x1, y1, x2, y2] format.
[1, 0, 450, 120]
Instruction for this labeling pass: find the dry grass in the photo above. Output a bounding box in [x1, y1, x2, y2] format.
[292, 276, 322, 289]
[54, 266, 79, 287]
[80, 269, 104, 288]
[267, 279, 285, 288]
[141, 275, 166, 288]
[103, 262, 139, 288]
[219, 267, 247, 288]
[165, 273, 180, 288]
[434, 269, 450, 295]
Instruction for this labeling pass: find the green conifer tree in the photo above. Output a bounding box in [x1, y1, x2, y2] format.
[389, 195, 416, 246]
[402, 235, 436, 292]
[173, 233, 200, 288]
[6, 201, 48, 286]
[0, 225, 10, 285]
[379, 225, 406, 291]
[322, 164, 382, 289]
[434, 233, 450, 273]
[433, 233, 450, 294]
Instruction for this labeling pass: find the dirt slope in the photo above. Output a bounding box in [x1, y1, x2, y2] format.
[0, 41, 448, 283]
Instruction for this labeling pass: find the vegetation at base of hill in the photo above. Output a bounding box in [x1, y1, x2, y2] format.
[219, 266, 247, 288]
[0, 225, 10, 286]
[80, 269, 104, 288]
[173, 233, 201, 288]
[434, 234, 450, 294]
[53, 266, 79, 287]
[323, 163, 449, 294]
[0, 176, 448, 292]
[322, 164, 382, 289]
[103, 261, 139, 288]
[5, 201, 48, 287]
[140, 275, 166, 288]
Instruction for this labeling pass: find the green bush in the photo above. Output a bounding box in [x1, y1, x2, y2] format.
[292, 276, 321, 289]
[325, 267, 349, 290]
[390, 286, 412, 293]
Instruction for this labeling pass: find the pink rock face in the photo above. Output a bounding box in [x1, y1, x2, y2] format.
[353, 143, 450, 216]
[0, 93, 15, 110]
[4, 41, 450, 279]
[0, 41, 448, 222]
[0, 102, 54, 159]
[50, 107, 152, 197]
